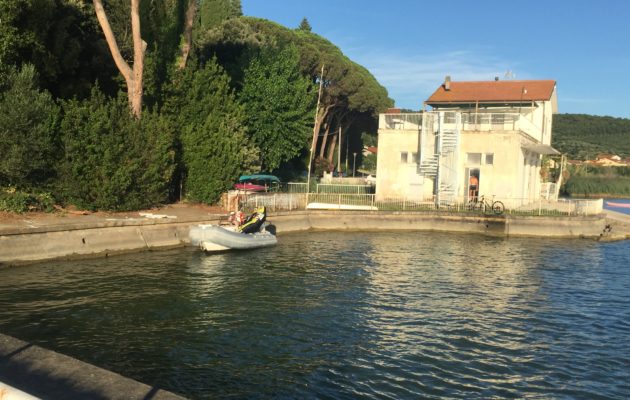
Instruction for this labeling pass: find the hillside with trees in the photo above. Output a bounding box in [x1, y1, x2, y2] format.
[0, 0, 392, 213]
[551, 114, 630, 198]
[552, 113, 630, 160]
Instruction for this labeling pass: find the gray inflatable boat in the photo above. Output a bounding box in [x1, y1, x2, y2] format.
[189, 224, 277, 252]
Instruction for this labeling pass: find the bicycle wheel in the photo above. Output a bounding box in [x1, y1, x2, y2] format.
[492, 201, 505, 215]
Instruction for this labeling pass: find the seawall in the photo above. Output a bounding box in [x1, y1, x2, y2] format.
[1, 210, 623, 266]
[0, 333, 185, 399]
[273, 211, 612, 238]
[0, 218, 220, 266]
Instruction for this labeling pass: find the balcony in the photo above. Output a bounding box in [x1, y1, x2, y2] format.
[379, 111, 544, 143]
[459, 112, 541, 141]
[378, 113, 422, 131]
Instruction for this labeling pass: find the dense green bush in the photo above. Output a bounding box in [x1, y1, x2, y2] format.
[0, 187, 55, 213]
[0, 65, 60, 189]
[163, 60, 255, 203]
[57, 89, 176, 211]
[563, 176, 630, 197]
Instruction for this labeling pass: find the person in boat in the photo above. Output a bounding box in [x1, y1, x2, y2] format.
[238, 206, 267, 234]
[228, 210, 245, 227]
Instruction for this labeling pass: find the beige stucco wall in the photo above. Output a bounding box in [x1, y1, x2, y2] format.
[375, 127, 544, 205]
[459, 131, 542, 206]
[518, 99, 553, 144]
[376, 128, 433, 201]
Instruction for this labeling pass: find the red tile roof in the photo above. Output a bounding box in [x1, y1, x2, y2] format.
[426, 80, 556, 104]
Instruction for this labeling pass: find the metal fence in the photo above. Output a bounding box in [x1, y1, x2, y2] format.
[316, 184, 375, 194]
[235, 191, 603, 217]
[379, 113, 423, 130]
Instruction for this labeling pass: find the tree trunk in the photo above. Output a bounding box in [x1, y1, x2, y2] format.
[93, 0, 145, 118]
[319, 112, 334, 158]
[327, 113, 353, 164]
[178, 0, 196, 70]
[310, 103, 334, 163]
[327, 132, 337, 165]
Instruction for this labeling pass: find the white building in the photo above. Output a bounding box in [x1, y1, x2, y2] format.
[375, 78, 559, 208]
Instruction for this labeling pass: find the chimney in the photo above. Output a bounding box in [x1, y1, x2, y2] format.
[444, 75, 451, 91]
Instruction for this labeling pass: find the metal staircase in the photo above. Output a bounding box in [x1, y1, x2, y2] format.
[419, 155, 438, 177]
[417, 112, 461, 203]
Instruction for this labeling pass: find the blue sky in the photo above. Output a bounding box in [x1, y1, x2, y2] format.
[241, 0, 630, 118]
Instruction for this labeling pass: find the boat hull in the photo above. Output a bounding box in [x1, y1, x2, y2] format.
[606, 201, 630, 209]
[189, 224, 277, 252]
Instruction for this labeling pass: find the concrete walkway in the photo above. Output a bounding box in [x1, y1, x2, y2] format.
[0, 333, 186, 400]
[0, 204, 227, 265]
[0, 203, 225, 236]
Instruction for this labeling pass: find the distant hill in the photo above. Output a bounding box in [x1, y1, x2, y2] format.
[552, 114, 630, 160]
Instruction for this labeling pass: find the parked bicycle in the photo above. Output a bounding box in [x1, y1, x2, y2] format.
[469, 194, 505, 215]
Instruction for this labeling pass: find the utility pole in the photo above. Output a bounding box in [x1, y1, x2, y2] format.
[307, 64, 325, 193]
[337, 126, 342, 175]
[345, 133, 349, 174]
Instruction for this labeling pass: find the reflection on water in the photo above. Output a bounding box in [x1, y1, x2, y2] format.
[1, 232, 629, 399]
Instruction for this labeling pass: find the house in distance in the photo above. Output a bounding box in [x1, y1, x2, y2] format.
[375, 77, 560, 208]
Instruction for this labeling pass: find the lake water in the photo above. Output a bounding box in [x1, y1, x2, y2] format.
[604, 198, 630, 215]
[1, 231, 630, 399]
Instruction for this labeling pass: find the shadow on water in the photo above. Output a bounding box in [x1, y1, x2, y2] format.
[0, 232, 629, 398]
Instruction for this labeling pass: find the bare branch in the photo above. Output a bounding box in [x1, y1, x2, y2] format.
[92, 0, 132, 82]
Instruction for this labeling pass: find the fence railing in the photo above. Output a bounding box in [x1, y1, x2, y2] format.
[287, 182, 308, 193]
[316, 184, 374, 194]
[460, 112, 542, 142]
[378, 111, 543, 143]
[379, 113, 423, 131]
[234, 191, 603, 217]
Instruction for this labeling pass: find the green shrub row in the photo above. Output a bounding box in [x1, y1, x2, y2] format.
[0, 188, 55, 213]
[0, 62, 253, 212]
[563, 176, 630, 197]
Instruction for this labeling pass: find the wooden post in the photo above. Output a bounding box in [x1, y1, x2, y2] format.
[307, 65, 325, 194]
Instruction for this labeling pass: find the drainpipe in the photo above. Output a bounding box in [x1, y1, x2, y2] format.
[475, 100, 479, 130]
[435, 112, 443, 207]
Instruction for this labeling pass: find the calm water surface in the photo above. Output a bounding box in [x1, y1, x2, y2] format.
[604, 197, 630, 215]
[1, 232, 630, 399]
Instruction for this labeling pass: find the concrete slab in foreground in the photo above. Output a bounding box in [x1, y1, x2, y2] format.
[0, 333, 186, 400]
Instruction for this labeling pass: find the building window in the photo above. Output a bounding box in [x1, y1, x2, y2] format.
[485, 153, 494, 165]
[411, 152, 418, 163]
[400, 152, 408, 163]
[466, 153, 482, 165]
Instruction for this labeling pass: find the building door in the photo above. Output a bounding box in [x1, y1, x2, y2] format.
[465, 168, 480, 202]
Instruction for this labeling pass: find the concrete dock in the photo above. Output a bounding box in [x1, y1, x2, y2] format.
[0, 333, 185, 399]
[1, 205, 627, 267]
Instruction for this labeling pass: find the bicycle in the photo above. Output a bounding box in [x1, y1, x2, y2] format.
[469, 194, 505, 215]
